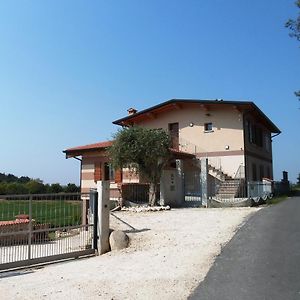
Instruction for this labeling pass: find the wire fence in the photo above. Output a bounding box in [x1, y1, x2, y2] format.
[0, 192, 96, 270]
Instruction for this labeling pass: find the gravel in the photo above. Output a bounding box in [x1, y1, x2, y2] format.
[0, 207, 260, 300]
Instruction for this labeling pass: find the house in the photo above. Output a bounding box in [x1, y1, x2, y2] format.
[63, 99, 280, 206]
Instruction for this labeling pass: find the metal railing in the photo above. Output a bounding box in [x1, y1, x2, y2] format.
[247, 181, 273, 200]
[184, 171, 202, 203]
[0, 192, 97, 271]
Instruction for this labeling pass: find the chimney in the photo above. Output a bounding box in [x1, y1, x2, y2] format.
[127, 107, 137, 115]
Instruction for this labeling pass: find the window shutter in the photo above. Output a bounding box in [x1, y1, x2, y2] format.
[114, 169, 122, 183]
[94, 163, 102, 182]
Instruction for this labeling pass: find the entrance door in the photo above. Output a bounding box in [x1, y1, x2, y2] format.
[169, 122, 179, 150]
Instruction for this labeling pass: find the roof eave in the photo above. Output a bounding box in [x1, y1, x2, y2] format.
[112, 99, 254, 125]
[113, 99, 281, 133]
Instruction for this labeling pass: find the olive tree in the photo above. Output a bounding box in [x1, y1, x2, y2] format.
[286, 0, 300, 100]
[109, 126, 170, 206]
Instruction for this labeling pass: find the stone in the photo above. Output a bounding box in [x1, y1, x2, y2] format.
[109, 230, 129, 251]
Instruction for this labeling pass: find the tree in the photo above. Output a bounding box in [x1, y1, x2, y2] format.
[64, 183, 80, 193]
[5, 182, 28, 194]
[286, 0, 300, 100]
[25, 179, 47, 194]
[48, 183, 63, 193]
[109, 126, 170, 206]
[17, 176, 31, 184]
[297, 173, 300, 185]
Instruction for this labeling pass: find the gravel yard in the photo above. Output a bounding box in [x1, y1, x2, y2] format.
[0, 207, 260, 300]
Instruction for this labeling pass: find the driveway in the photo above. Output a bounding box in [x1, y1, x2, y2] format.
[189, 197, 300, 300]
[0, 207, 257, 300]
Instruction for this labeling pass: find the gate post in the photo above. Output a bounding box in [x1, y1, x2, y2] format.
[90, 190, 98, 251]
[28, 195, 33, 260]
[97, 181, 110, 254]
[176, 159, 184, 206]
[201, 158, 208, 207]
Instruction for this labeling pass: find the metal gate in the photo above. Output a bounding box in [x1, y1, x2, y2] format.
[0, 192, 98, 271]
[184, 171, 202, 205]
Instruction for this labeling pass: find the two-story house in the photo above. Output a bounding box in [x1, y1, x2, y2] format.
[64, 99, 280, 204]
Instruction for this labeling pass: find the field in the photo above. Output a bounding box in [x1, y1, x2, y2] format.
[0, 199, 82, 227]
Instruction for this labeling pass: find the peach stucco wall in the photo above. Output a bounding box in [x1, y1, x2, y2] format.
[134, 103, 244, 154]
[134, 103, 245, 178]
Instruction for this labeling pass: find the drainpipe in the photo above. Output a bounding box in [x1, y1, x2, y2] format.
[242, 111, 248, 197]
[70, 156, 82, 192]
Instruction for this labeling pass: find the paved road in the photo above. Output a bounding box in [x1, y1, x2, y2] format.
[190, 196, 300, 300]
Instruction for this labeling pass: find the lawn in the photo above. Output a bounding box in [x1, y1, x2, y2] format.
[0, 199, 82, 227]
[266, 195, 288, 205]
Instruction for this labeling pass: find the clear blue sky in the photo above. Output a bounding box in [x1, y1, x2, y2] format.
[0, 0, 299, 184]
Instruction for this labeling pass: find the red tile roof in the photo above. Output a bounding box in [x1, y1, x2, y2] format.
[64, 140, 113, 153]
[0, 219, 30, 227]
[64, 140, 195, 160]
[169, 148, 196, 158]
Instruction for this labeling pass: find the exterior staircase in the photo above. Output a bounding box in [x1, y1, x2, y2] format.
[215, 179, 244, 199]
[207, 164, 245, 200]
[207, 164, 232, 181]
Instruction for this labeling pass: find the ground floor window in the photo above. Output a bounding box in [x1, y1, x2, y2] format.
[259, 165, 264, 181]
[252, 163, 257, 181]
[104, 163, 115, 181]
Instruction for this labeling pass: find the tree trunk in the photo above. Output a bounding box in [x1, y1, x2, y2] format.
[149, 182, 157, 206]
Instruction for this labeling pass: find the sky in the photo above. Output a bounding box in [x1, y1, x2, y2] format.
[0, 0, 299, 185]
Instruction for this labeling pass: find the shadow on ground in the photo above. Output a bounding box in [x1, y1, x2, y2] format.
[110, 212, 150, 234]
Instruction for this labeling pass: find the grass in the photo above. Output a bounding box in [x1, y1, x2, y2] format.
[0, 199, 82, 227]
[266, 195, 289, 205]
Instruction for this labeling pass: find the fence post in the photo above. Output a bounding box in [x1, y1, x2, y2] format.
[28, 195, 32, 260]
[176, 159, 184, 206]
[90, 190, 98, 252]
[201, 158, 208, 207]
[82, 197, 88, 227]
[97, 181, 110, 254]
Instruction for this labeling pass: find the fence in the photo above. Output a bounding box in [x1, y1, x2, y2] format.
[0, 192, 97, 271]
[118, 183, 160, 205]
[184, 171, 202, 203]
[247, 181, 273, 200]
[182, 167, 275, 206]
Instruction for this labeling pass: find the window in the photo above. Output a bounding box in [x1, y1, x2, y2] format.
[259, 165, 264, 181]
[264, 132, 271, 152]
[104, 163, 115, 181]
[248, 120, 263, 147]
[256, 127, 263, 147]
[266, 166, 271, 179]
[249, 124, 253, 143]
[168, 122, 179, 150]
[204, 122, 213, 132]
[252, 163, 257, 181]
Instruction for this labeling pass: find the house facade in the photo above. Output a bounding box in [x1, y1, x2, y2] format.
[64, 99, 280, 204]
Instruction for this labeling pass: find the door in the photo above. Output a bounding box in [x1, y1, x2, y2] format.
[169, 122, 179, 150]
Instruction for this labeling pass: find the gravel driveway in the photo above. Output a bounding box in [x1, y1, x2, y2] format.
[0, 207, 259, 300]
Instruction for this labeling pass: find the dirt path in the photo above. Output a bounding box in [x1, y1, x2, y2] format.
[0, 207, 259, 300]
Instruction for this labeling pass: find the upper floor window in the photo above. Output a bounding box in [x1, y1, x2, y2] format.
[168, 122, 179, 150]
[264, 132, 271, 152]
[247, 120, 263, 147]
[204, 122, 213, 132]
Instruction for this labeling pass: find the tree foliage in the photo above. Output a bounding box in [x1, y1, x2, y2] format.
[285, 0, 300, 100]
[109, 126, 170, 206]
[0, 172, 80, 195]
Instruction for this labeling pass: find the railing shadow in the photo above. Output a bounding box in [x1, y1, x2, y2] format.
[0, 269, 34, 278]
[110, 212, 150, 234]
